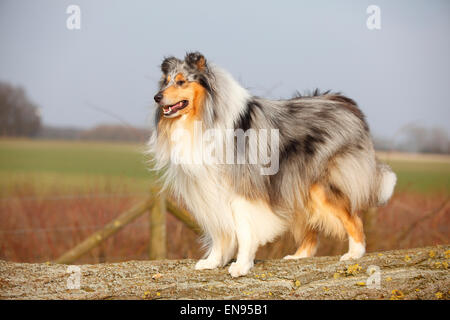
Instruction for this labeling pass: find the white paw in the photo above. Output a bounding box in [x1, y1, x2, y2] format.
[283, 255, 300, 260]
[194, 258, 221, 270]
[283, 252, 308, 260]
[228, 261, 253, 277]
[340, 250, 365, 261]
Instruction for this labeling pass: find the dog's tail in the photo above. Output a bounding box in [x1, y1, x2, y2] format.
[375, 162, 397, 206]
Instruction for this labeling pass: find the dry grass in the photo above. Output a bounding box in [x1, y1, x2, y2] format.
[1, 140, 447, 263]
[0, 184, 448, 264]
[256, 191, 449, 259]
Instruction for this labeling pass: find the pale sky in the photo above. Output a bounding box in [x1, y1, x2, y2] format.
[0, 0, 449, 138]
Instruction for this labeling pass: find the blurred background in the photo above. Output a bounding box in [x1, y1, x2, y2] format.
[0, 0, 448, 263]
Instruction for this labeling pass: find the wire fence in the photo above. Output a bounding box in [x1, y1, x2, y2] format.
[0, 192, 148, 202]
[0, 192, 149, 235]
[0, 224, 149, 235]
[0, 185, 448, 263]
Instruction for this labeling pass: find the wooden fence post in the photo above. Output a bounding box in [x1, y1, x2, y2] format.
[149, 193, 167, 260]
[165, 198, 202, 235]
[54, 198, 154, 264]
[54, 185, 202, 264]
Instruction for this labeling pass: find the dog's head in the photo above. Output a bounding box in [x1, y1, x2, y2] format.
[154, 52, 213, 119]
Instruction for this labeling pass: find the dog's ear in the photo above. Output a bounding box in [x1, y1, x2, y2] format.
[185, 52, 207, 72]
[161, 56, 179, 74]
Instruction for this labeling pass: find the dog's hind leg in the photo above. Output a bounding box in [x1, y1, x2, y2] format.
[283, 227, 319, 260]
[335, 212, 365, 261]
[309, 184, 365, 261]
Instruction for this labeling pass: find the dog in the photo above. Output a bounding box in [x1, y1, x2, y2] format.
[147, 52, 397, 277]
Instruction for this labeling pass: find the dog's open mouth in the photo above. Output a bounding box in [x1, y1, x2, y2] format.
[162, 100, 189, 116]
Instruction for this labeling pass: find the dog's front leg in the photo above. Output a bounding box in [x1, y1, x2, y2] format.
[228, 200, 259, 277]
[195, 236, 223, 270]
[228, 215, 257, 277]
[195, 233, 236, 270]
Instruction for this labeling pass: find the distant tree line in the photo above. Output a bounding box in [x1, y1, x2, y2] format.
[39, 124, 448, 153]
[1, 81, 447, 151]
[374, 125, 449, 154]
[0, 80, 150, 142]
[37, 124, 151, 143]
[79, 124, 150, 142]
[0, 81, 41, 137]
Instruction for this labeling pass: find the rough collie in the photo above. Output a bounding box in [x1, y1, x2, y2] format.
[147, 52, 396, 277]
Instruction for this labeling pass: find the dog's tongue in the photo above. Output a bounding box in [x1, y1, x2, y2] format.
[163, 101, 185, 115]
[172, 101, 183, 110]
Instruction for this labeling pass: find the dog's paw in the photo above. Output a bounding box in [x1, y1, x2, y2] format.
[340, 241, 365, 261]
[283, 251, 309, 260]
[194, 258, 220, 270]
[228, 261, 253, 277]
[283, 254, 303, 260]
[339, 251, 365, 261]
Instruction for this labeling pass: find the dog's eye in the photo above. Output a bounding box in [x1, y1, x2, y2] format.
[177, 80, 185, 86]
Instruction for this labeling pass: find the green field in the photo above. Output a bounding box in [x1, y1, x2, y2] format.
[384, 159, 450, 194]
[0, 139, 155, 196]
[0, 139, 449, 195]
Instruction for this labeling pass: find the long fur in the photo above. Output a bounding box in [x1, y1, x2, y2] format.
[147, 52, 396, 276]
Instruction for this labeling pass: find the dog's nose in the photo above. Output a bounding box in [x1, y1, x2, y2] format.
[154, 92, 163, 103]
